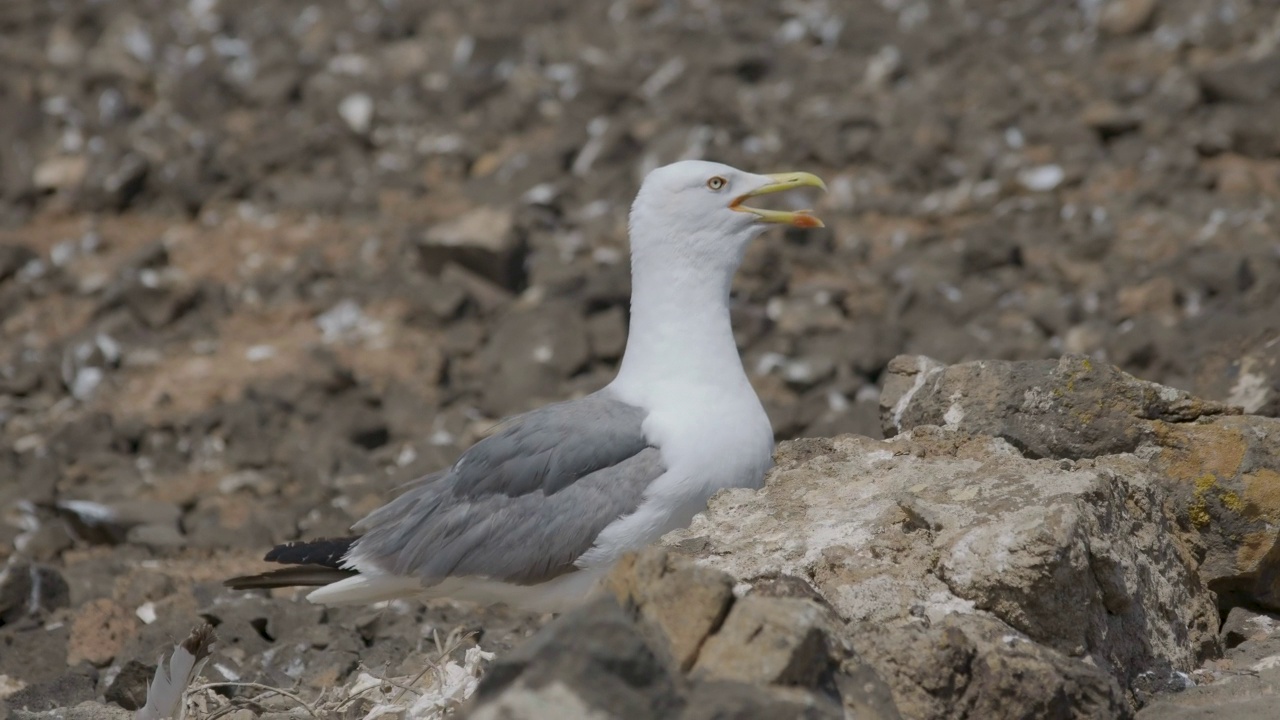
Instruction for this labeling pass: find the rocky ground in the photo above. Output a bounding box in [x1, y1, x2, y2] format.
[470, 356, 1280, 719]
[1, 0, 1279, 718]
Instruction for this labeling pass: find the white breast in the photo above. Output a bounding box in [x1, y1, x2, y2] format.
[577, 378, 774, 571]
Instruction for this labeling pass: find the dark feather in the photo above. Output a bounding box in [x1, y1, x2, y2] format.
[224, 565, 356, 590]
[224, 536, 358, 590]
[263, 536, 357, 569]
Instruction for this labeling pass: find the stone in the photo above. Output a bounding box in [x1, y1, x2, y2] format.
[1220, 607, 1276, 649]
[882, 355, 1280, 614]
[1134, 621, 1280, 719]
[468, 597, 683, 720]
[606, 548, 735, 671]
[440, 264, 514, 315]
[0, 562, 70, 624]
[52, 500, 182, 547]
[662, 430, 1221, 708]
[1098, 0, 1158, 36]
[408, 275, 468, 324]
[102, 659, 155, 711]
[338, 93, 375, 135]
[1136, 693, 1280, 720]
[853, 613, 1126, 720]
[0, 624, 70, 687]
[32, 156, 88, 191]
[8, 700, 132, 720]
[680, 682, 843, 720]
[1198, 52, 1280, 105]
[467, 681, 616, 720]
[466, 592, 859, 720]
[476, 300, 590, 415]
[1193, 328, 1280, 417]
[0, 245, 37, 284]
[879, 354, 1237, 459]
[418, 207, 527, 291]
[67, 598, 139, 667]
[2, 672, 97, 714]
[95, 258, 204, 330]
[692, 596, 836, 687]
[586, 307, 628, 361]
[1082, 101, 1141, 138]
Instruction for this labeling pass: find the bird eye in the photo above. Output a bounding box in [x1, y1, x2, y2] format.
[707, 176, 727, 190]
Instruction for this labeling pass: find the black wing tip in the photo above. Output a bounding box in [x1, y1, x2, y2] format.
[262, 536, 358, 569]
[224, 537, 360, 591]
[224, 566, 358, 590]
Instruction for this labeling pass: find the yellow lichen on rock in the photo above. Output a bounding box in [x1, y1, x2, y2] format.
[1243, 469, 1280, 522]
[1237, 530, 1277, 574]
[1154, 423, 1249, 484]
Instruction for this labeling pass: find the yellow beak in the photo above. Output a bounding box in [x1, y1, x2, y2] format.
[730, 172, 828, 228]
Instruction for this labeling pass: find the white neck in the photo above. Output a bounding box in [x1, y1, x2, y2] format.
[610, 230, 753, 401]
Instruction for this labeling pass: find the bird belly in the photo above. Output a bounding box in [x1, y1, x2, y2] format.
[307, 566, 609, 614]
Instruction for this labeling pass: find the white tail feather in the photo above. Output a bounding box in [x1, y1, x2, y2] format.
[305, 574, 424, 606]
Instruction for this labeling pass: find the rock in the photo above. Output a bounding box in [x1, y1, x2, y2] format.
[606, 548, 734, 671]
[476, 300, 590, 415]
[466, 681, 615, 720]
[51, 499, 181, 546]
[1193, 328, 1280, 416]
[1136, 692, 1280, 720]
[2, 671, 97, 714]
[418, 207, 527, 291]
[662, 429, 1220, 711]
[854, 613, 1126, 720]
[338, 93, 375, 135]
[879, 354, 1236, 459]
[1220, 607, 1276, 649]
[882, 354, 1280, 614]
[467, 592, 857, 720]
[0, 244, 36, 284]
[1135, 627, 1280, 719]
[440, 264, 515, 315]
[102, 659, 155, 711]
[680, 682, 843, 720]
[692, 596, 836, 687]
[1097, 0, 1158, 36]
[32, 156, 88, 191]
[1082, 101, 1141, 138]
[67, 598, 138, 667]
[1151, 416, 1280, 611]
[0, 562, 70, 624]
[1016, 164, 1065, 192]
[1198, 53, 1280, 105]
[468, 597, 683, 720]
[0, 623, 70, 687]
[95, 253, 204, 330]
[7, 700, 131, 720]
[586, 307, 628, 361]
[80, 151, 150, 212]
[407, 275, 469, 324]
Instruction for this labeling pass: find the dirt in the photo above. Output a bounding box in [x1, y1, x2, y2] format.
[1, 0, 1278, 715]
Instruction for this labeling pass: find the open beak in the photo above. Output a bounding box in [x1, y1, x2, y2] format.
[730, 172, 828, 228]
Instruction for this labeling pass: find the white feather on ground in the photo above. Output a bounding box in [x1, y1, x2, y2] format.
[135, 624, 216, 720]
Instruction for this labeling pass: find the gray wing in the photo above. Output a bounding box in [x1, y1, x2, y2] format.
[348, 390, 665, 585]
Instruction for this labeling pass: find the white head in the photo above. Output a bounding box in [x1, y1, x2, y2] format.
[627, 160, 826, 278]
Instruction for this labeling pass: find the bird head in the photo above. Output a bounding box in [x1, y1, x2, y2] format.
[629, 160, 827, 265]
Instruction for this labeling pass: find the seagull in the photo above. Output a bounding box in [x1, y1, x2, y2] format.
[225, 160, 826, 613]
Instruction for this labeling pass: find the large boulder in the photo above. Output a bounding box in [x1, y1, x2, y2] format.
[881, 354, 1280, 613]
[661, 429, 1218, 717]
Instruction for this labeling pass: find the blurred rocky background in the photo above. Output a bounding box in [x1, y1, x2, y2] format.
[1, 0, 1278, 718]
